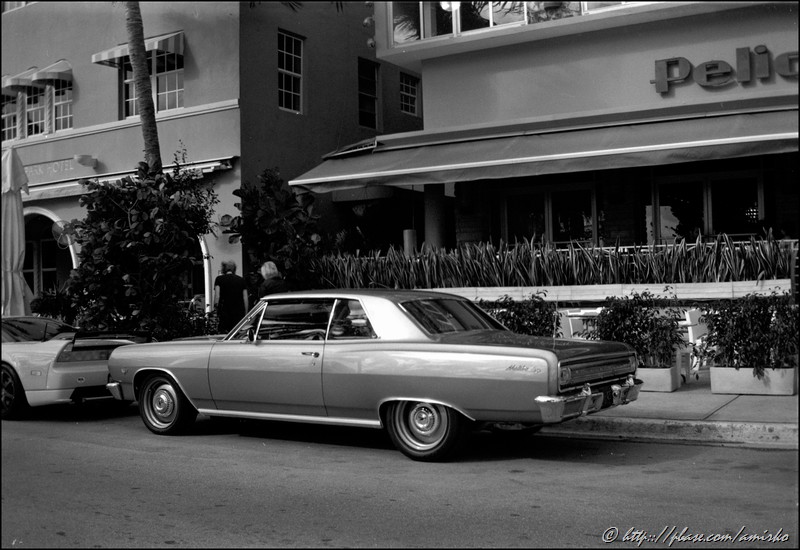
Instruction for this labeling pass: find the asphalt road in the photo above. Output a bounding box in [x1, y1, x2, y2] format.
[2, 400, 798, 548]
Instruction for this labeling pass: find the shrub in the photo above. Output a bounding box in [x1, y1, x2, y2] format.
[698, 292, 798, 379]
[587, 289, 684, 368]
[64, 155, 219, 341]
[478, 293, 561, 337]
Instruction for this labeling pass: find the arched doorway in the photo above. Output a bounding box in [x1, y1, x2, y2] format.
[22, 210, 76, 299]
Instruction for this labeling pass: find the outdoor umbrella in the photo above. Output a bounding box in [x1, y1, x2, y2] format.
[1, 147, 34, 317]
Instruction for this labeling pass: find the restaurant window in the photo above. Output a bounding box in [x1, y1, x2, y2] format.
[505, 186, 599, 245]
[122, 51, 184, 118]
[1, 95, 16, 141]
[399, 72, 419, 116]
[358, 58, 379, 129]
[278, 29, 303, 113]
[648, 174, 762, 243]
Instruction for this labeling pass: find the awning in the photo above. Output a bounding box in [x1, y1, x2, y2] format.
[1, 67, 44, 94]
[91, 31, 184, 67]
[31, 60, 73, 84]
[289, 110, 798, 193]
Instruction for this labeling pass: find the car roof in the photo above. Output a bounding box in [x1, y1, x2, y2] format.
[258, 288, 464, 304]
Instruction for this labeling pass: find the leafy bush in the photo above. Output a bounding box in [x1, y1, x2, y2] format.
[586, 289, 684, 368]
[479, 294, 562, 337]
[230, 168, 321, 289]
[697, 292, 798, 379]
[64, 157, 219, 341]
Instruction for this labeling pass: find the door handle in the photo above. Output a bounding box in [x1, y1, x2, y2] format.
[302, 351, 320, 358]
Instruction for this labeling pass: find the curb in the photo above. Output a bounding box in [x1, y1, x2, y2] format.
[539, 417, 799, 450]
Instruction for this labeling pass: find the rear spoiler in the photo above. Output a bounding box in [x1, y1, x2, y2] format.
[71, 331, 153, 345]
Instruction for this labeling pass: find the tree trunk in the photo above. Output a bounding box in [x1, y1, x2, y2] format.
[125, 1, 162, 175]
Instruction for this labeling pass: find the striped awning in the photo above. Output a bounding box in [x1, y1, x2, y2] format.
[31, 60, 73, 84]
[2, 67, 44, 93]
[91, 31, 184, 67]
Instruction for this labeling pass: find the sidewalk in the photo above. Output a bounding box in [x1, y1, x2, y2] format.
[540, 369, 799, 450]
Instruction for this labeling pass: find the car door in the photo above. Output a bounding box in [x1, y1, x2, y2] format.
[207, 298, 334, 416]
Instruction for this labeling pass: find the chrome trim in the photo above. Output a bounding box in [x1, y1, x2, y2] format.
[535, 376, 642, 424]
[197, 409, 383, 428]
[106, 381, 123, 400]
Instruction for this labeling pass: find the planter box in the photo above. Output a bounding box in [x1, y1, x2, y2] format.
[710, 366, 798, 396]
[637, 365, 681, 392]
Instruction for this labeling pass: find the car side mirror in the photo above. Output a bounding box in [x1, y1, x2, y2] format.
[247, 326, 257, 343]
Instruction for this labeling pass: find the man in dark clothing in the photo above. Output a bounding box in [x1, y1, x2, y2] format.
[213, 260, 248, 333]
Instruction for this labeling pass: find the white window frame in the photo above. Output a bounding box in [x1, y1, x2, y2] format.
[399, 72, 419, 116]
[278, 29, 304, 113]
[122, 50, 184, 119]
[1, 94, 17, 141]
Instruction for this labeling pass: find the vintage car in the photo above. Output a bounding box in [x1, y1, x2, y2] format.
[106, 289, 642, 461]
[2, 317, 146, 420]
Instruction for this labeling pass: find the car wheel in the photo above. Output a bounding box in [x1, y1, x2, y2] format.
[386, 401, 468, 462]
[138, 375, 197, 435]
[1, 365, 29, 420]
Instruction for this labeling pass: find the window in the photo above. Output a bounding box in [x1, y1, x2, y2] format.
[278, 30, 303, 113]
[122, 50, 184, 118]
[647, 173, 763, 243]
[329, 299, 377, 340]
[257, 299, 334, 341]
[505, 185, 599, 245]
[402, 298, 502, 334]
[399, 73, 419, 116]
[358, 58, 379, 129]
[390, 2, 639, 45]
[25, 87, 45, 136]
[2, 95, 16, 141]
[53, 81, 73, 131]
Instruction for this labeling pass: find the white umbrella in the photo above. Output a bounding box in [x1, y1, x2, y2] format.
[2, 147, 34, 317]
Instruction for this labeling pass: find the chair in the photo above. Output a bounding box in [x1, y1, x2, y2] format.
[566, 317, 585, 338]
[680, 309, 708, 380]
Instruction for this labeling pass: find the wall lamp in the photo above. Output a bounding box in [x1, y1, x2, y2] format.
[74, 154, 97, 168]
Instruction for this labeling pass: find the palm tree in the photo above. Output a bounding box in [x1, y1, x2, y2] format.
[124, 1, 162, 175]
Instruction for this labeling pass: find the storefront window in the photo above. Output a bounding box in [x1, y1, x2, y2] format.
[552, 189, 592, 243]
[507, 193, 546, 242]
[711, 178, 760, 237]
[649, 181, 705, 243]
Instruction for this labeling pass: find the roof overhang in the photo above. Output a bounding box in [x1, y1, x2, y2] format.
[31, 60, 73, 84]
[289, 109, 799, 193]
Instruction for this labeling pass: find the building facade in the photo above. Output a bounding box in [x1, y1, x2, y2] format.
[291, 1, 798, 250]
[2, 1, 423, 308]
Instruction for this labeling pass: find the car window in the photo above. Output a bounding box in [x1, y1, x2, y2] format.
[401, 298, 501, 334]
[1, 318, 76, 342]
[227, 303, 267, 340]
[329, 299, 377, 340]
[256, 299, 334, 341]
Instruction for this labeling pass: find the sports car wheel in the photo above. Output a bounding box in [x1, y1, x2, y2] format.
[138, 375, 197, 435]
[386, 401, 468, 462]
[1, 365, 29, 420]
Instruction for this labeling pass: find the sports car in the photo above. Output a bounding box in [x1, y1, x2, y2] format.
[2, 317, 146, 420]
[106, 289, 642, 461]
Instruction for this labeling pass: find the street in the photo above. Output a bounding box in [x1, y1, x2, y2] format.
[2, 400, 798, 548]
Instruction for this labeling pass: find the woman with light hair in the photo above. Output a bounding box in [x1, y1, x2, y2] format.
[259, 261, 289, 297]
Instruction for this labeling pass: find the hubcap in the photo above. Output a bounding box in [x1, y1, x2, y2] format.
[394, 401, 449, 452]
[153, 388, 175, 419]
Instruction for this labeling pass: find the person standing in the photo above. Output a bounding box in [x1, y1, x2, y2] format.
[213, 260, 248, 333]
[259, 261, 289, 297]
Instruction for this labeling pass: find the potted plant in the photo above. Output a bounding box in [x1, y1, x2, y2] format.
[698, 292, 798, 395]
[588, 289, 685, 392]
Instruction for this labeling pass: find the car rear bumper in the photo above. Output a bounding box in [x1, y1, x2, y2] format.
[534, 376, 642, 424]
